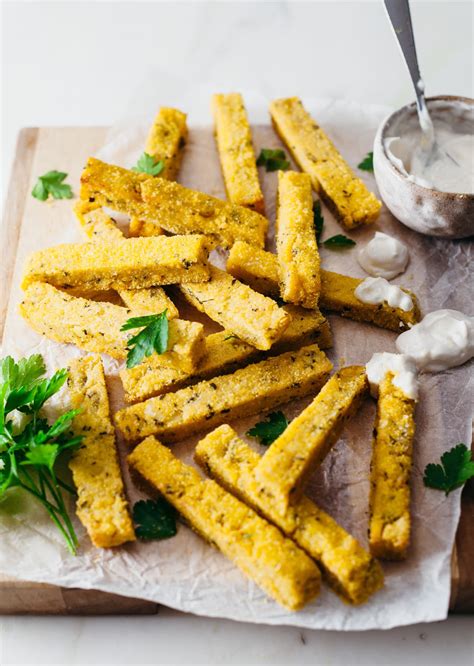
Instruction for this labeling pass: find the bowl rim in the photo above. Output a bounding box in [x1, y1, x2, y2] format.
[377, 94, 474, 200]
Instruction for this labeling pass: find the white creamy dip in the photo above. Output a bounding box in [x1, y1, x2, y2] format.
[358, 232, 409, 280]
[366, 352, 418, 400]
[396, 309, 474, 372]
[384, 100, 474, 194]
[354, 277, 413, 312]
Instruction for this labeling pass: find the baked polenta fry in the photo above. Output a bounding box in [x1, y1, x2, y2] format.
[276, 171, 321, 308]
[145, 107, 188, 181]
[180, 266, 291, 351]
[120, 305, 332, 403]
[255, 366, 369, 513]
[212, 93, 264, 213]
[226, 241, 420, 332]
[20, 281, 204, 369]
[270, 97, 381, 229]
[74, 201, 179, 318]
[21, 235, 210, 292]
[115, 344, 333, 443]
[129, 106, 188, 236]
[80, 158, 268, 248]
[128, 436, 321, 611]
[195, 425, 384, 605]
[369, 373, 416, 560]
[68, 355, 135, 548]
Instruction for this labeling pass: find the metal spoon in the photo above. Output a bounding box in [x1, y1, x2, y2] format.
[383, 0, 436, 153]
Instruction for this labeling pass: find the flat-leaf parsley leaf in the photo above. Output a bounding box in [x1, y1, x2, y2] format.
[423, 443, 474, 495]
[121, 311, 169, 368]
[358, 151, 374, 172]
[32, 171, 73, 201]
[132, 152, 165, 176]
[256, 148, 290, 172]
[247, 411, 289, 446]
[323, 234, 356, 249]
[133, 498, 177, 540]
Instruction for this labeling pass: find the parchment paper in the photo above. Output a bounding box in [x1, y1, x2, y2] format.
[1, 96, 472, 630]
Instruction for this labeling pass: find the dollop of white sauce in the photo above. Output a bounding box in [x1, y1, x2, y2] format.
[366, 352, 418, 400]
[384, 101, 474, 194]
[354, 277, 413, 312]
[396, 309, 474, 372]
[357, 232, 409, 280]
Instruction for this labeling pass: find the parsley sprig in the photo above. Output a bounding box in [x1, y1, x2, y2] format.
[0, 355, 82, 554]
[423, 444, 474, 495]
[121, 311, 169, 369]
[358, 151, 374, 172]
[133, 498, 177, 540]
[32, 171, 73, 201]
[247, 411, 289, 446]
[132, 152, 165, 176]
[256, 148, 290, 172]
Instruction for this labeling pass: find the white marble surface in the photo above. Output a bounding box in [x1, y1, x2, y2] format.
[1, 1, 473, 664]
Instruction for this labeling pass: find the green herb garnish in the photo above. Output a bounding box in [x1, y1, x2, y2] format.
[256, 148, 290, 172]
[132, 152, 165, 176]
[323, 234, 356, 249]
[0, 354, 82, 554]
[247, 411, 288, 446]
[313, 200, 324, 244]
[423, 444, 474, 495]
[132, 498, 177, 540]
[31, 171, 73, 201]
[121, 311, 169, 369]
[358, 151, 374, 172]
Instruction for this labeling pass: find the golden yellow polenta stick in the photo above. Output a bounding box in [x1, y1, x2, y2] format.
[21, 235, 210, 292]
[145, 107, 188, 181]
[227, 241, 420, 332]
[68, 355, 135, 548]
[120, 305, 332, 403]
[128, 436, 321, 611]
[255, 366, 369, 513]
[74, 200, 125, 242]
[118, 287, 178, 319]
[212, 93, 264, 214]
[369, 373, 416, 560]
[180, 266, 290, 351]
[276, 171, 320, 308]
[80, 158, 268, 248]
[115, 344, 333, 443]
[195, 425, 384, 605]
[20, 282, 204, 369]
[270, 97, 382, 229]
[74, 201, 179, 319]
[129, 107, 188, 235]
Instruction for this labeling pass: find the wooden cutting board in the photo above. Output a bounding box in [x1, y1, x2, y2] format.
[0, 127, 472, 615]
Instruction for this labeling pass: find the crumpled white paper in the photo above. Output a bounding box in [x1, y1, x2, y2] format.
[1, 94, 472, 630]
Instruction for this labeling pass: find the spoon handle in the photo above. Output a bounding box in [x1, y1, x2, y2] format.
[383, 0, 424, 108]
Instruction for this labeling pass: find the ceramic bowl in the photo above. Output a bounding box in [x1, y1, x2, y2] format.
[373, 95, 473, 239]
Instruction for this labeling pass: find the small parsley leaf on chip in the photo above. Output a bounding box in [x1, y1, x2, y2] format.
[247, 411, 289, 446]
[423, 444, 474, 495]
[133, 498, 177, 540]
[132, 152, 165, 176]
[121, 311, 169, 369]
